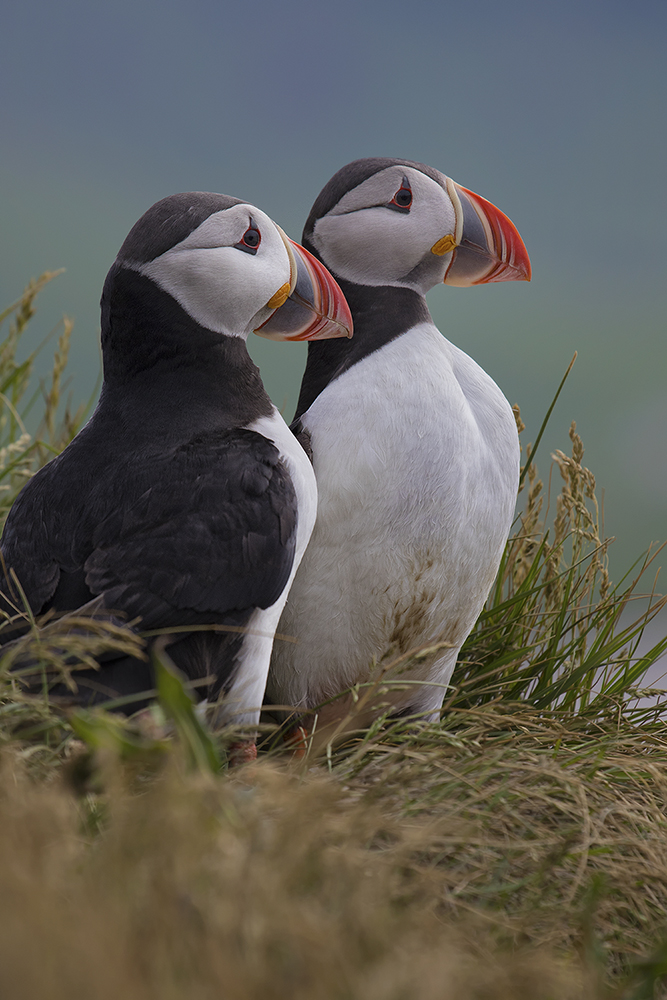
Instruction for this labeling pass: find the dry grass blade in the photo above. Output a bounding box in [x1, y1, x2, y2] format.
[0, 751, 609, 1000]
[0, 272, 91, 528]
[452, 419, 666, 722]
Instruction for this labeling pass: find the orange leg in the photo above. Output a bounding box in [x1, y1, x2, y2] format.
[283, 725, 310, 759]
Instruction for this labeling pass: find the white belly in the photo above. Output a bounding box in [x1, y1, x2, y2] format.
[223, 407, 318, 726]
[267, 322, 519, 718]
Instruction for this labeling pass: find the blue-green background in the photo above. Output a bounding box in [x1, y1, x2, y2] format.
[1, 0, 665, 576]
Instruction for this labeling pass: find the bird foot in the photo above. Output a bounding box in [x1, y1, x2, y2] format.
[227, 740, 257, 766]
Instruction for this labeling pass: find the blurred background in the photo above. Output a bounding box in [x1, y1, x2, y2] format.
[1, 0, 665, 578]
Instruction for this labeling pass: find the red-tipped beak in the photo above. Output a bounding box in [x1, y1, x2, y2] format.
[441, 179, 531, 287]
[255, 237, 353, 342]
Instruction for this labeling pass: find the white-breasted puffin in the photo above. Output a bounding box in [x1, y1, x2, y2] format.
[266, 158, 531, 737]
[0, 192, 352, 734]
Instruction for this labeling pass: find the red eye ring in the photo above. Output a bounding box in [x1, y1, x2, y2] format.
[241, 226, 261, 249]
[389, 177, 413, 212]
[234, 222, 262, 255]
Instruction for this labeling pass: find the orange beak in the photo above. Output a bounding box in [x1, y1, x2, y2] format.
[439, 178, 531, 286]
[255, 236, 353, 341]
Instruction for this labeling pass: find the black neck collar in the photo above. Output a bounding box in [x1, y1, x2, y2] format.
[293, 278, 430, 421]
[99, 264, 273, 429]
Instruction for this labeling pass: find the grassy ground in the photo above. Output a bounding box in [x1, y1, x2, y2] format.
[1, 275, 666, 999]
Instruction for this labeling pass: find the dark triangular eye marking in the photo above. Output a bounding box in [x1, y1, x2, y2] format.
[387, 176, 413, 213]
[234, 217, 262, 255]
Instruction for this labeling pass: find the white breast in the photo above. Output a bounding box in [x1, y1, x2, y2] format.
[222, 407, 318, 726]
[267, 322, 519, 719]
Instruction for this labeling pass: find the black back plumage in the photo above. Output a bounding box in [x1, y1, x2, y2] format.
[1, 421, 296, 626]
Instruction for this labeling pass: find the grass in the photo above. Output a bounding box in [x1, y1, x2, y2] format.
[0, 272, 90, 512]
[0, 275, 666, 998]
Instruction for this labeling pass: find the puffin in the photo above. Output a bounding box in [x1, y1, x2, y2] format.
[0, 192, 352, 737]
[265, 158, 531, 739]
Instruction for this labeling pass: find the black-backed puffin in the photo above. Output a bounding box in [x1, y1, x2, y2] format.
[266, 158, 530, 737]
[0, 192, 352, 736]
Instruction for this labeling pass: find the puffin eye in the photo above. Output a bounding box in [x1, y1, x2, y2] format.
[388, 177, 413, 213]
[235, 222, 262, 255]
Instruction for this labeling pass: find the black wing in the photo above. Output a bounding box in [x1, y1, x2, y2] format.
[290, 418, 313, 465]
[0, 428, 298, 631]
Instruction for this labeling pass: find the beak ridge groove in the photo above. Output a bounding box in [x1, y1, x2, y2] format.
[443, 181, 531, 286]
[256, 237, 353, 342]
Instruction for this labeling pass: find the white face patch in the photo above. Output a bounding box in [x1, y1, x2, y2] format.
[135, 204, 291, 337]
[311, 166, 457, 290]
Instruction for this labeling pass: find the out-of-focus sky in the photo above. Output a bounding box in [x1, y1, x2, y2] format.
[1, 0, 665, 575]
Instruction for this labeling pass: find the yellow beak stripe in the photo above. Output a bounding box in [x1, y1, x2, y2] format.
[431, 234, 458, 256]
[266, 282, 291, 310]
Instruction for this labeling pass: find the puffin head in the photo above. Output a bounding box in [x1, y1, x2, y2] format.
[302, 158, 531, 294]
[110, 192, 352, 342]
